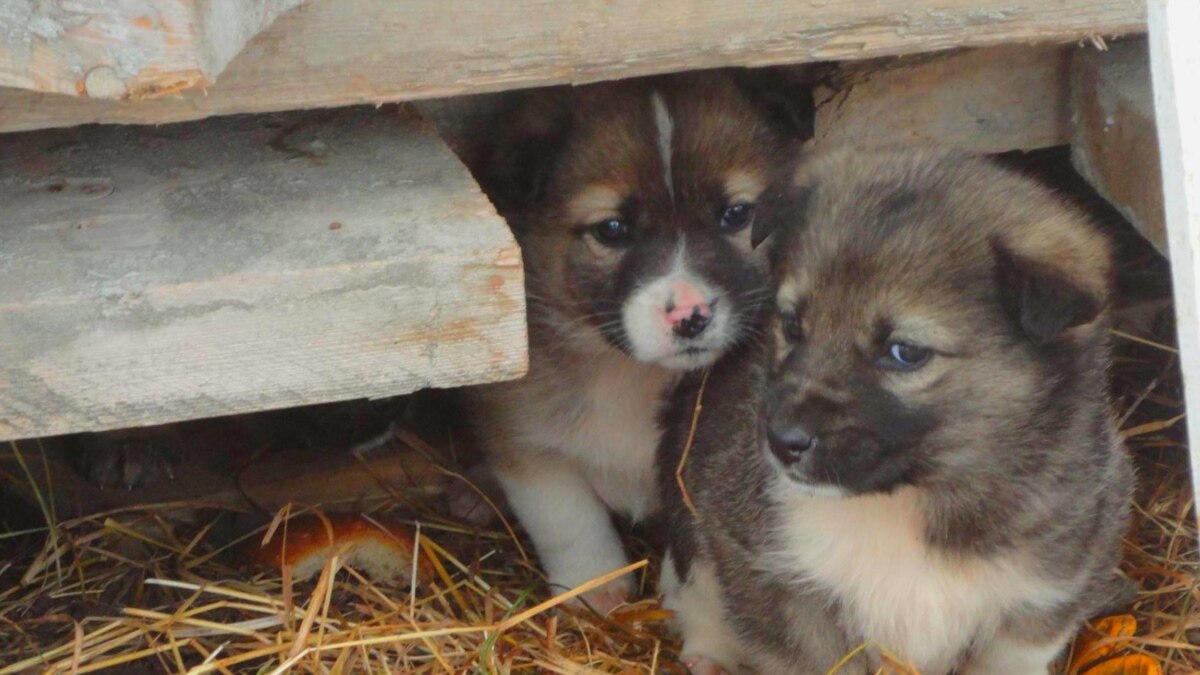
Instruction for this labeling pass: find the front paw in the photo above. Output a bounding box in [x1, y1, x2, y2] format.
[682, 654, 730, 675]
[577, 579, 633, 615]
[549, 561, 635, 615]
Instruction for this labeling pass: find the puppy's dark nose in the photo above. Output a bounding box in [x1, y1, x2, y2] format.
[673, 307, 711, 339]
[665, 281, 714, 339]
[767, 425, 818, 465]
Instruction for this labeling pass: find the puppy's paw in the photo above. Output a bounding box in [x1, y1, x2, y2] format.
[73, 427, 185, 491]
[547, 547, 635, 615]
[681, 654, 730, 675]
[578, 579, 632, 615]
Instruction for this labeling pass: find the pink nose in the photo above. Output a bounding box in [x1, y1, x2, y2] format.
[665, 281, 714, 339]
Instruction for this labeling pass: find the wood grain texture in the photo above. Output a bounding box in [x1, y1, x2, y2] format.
[0, 106, 527, 441]
[1071, 38, 1165, 254]
[814, 43, 1074, 152]
[0, 0, 303, 99]
[0, 0, 1146, 133]
[1147, 0, 1200, 523]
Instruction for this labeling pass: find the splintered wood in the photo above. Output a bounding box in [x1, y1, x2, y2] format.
[0, 106, 527, 441]
[0, 0, 305, 99]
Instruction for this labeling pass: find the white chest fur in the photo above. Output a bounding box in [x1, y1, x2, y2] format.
[516, 354, 677, 520]
[765, 483, 1070, 674]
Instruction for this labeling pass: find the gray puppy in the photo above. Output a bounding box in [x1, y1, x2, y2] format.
[658, 148, 1134, 675]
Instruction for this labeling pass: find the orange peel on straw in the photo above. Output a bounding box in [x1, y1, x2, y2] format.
[248, 513, 432, 584]
[1080, 654, 1162, 675]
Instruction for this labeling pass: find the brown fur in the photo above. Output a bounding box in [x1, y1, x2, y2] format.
[483, 73, 793, 347]
[465, 72, 801, 607]
[660, 147, 1133, 673]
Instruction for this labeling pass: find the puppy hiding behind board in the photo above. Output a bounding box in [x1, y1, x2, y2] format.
[658, 147, 1134, 674]
[462, 72, 803, 611]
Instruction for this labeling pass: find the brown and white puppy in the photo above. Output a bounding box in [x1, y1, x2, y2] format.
[658, 148, 1134, 673]
[464, 72, 800, 610]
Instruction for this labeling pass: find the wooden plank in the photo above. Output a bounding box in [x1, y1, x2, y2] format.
[0, 0, 1146, 134]
[1148, 0, 1200, 522]
[0, 106, 527, 442]
[0, 0, 304, 99]
[1071, 38, 1166, 254]
[814, 43, 1073, 153]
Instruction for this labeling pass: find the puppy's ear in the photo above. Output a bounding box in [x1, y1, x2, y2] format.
[733, 65, 820, 143]
[483, 88, 573, 212]
[752, 162, 814, 249]
[991, 236, 1110, 344]
[752, 184, 811, 249]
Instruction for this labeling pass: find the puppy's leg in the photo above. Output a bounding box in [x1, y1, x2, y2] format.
[494, 454, 632, 613]
[963, 629, 1071, 675]
[660, 551, 741, 674]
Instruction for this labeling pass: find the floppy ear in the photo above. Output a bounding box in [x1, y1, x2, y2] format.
[732, 64, 820, 143]
[752, 175, 813, 250]
[482, 89, 573, 213]
[991, 238, 1107, 344]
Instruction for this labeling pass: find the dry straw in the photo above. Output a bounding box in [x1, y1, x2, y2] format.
[0, 322, 1195, 673]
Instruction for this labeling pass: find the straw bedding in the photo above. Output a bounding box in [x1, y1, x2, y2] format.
[2, 158, 1196, 675]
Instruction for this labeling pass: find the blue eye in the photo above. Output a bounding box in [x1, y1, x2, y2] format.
[591, 218, 633, 247]
[720, 203, 755, 232]
[880, 341, 932, 371]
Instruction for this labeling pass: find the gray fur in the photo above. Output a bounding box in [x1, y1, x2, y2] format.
[659, 148, 1134, 674]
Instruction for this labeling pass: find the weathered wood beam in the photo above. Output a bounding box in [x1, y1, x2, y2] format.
[0, 0, 1146, 134]
[0, 0, 304, 99]
[815, 43, 1074, 153]
[0, 106, 526, 441]
[1071, 38, 1165, 254]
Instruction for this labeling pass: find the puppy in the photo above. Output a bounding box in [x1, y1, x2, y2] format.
[659, 148, 1134, 674]
[463, 72, 800, 610]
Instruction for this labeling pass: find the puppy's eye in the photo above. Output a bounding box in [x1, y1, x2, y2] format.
[780, 312, 803, 343]
[590, 218, 634, 247]
[719, 203, 755, 233]
[879, 341, 932, 371]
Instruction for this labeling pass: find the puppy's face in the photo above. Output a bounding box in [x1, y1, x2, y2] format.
[495, 74, 795, 369]
[756, 149, 1112, 496]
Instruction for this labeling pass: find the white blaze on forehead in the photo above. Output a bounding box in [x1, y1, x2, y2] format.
[568, 184, 623, 225]
[651, 90, 675, 201]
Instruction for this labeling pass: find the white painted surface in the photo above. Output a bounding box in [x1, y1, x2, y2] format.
[1147, 0, 1200, 523]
